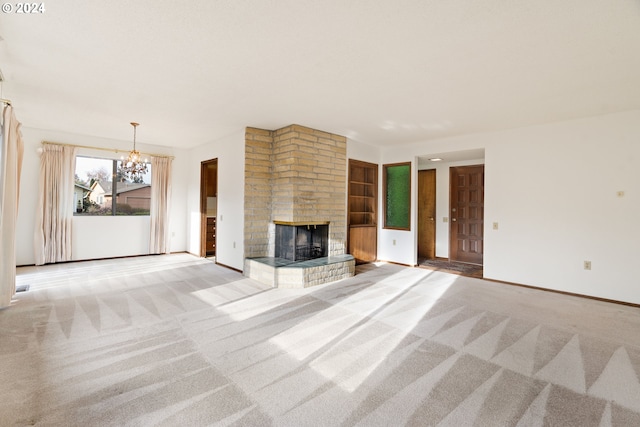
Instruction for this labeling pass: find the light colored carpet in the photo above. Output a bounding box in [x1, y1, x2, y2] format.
[2, 253, 640, 426]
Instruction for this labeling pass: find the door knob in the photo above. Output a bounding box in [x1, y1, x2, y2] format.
[452, 218, 457, 222]
[429, 217, 434, 221]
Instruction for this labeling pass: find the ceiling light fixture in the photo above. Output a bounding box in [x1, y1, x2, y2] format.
[120, 122, 148, 179]
[429, 158, 443, 162]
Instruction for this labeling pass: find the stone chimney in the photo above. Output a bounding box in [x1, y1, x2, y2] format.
[244, 124, 347, 258]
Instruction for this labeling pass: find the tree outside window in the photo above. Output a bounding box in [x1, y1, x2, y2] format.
[74, 156, 152, 216]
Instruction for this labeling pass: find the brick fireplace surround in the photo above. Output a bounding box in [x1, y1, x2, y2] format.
[243, 125, 355, 288]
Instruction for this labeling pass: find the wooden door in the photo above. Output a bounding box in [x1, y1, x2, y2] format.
[418, 169, 436, 259]
[450, 165, 484, 264]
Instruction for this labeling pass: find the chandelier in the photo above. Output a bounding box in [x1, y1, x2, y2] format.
[120, 122, 148, 179]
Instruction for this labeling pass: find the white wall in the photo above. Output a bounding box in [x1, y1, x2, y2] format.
[187, 130, 245, 270]
[379, 110, 640, 304]
[72, 216, 151, 260]
[16, 127, 188, 265]
[483, 111, 640, 304]
[346, 138, 381, 165]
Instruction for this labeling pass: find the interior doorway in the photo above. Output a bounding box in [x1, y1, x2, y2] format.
[200, 159, 218, 258]
[449, 165, 484, 265]
[417, 169, 436, 259]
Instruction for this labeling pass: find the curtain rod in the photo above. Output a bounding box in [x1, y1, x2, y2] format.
[1, 98, 11, 106]
[42, 140, 174, 159]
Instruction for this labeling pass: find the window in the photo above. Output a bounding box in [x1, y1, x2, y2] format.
[74, 156, 152, 216]
[383, 162, 411, 230]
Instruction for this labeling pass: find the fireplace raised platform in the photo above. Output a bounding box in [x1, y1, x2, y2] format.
[244, 254, 355, 288]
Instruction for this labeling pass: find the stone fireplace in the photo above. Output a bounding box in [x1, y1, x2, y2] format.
[243, 125, 355, 288]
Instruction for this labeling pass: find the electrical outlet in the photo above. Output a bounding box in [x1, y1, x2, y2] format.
[233, 241, 236, 249]
[393, 239, 396, 246]
[617, 191, 625, 198]
[584, 261, 591, 270]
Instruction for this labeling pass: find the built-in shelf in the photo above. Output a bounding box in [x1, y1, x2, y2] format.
[348, 159, 378, 263]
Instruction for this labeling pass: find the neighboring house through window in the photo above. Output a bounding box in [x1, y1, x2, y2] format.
[75, 155, 152, 216]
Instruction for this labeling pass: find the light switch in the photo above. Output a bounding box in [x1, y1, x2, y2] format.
[493, 222, 499, 230]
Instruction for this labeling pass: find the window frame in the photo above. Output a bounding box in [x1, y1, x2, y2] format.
[74, 155, 152, 216]
[383, 162, 411, 230]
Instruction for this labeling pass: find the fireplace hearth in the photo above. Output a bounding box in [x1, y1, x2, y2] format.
[244, 221, 354, 289]
[275, 222, 328, 262]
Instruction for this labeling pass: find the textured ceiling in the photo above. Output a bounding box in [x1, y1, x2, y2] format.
[1, 0, 639, 149]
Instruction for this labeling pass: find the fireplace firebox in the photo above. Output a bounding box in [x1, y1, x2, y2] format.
[275, 222, 329, 262]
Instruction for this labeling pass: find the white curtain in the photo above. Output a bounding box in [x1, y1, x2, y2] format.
[149, 156, 172, 254]
[34, 143, 77, 265]
[0, 105, 24, 308]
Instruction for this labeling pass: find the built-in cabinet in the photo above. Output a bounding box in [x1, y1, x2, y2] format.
[348, 159, 378, 263]
[206, 217, 216, 256]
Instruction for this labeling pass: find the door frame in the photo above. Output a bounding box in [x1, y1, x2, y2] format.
[200, 159, 218, 257]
